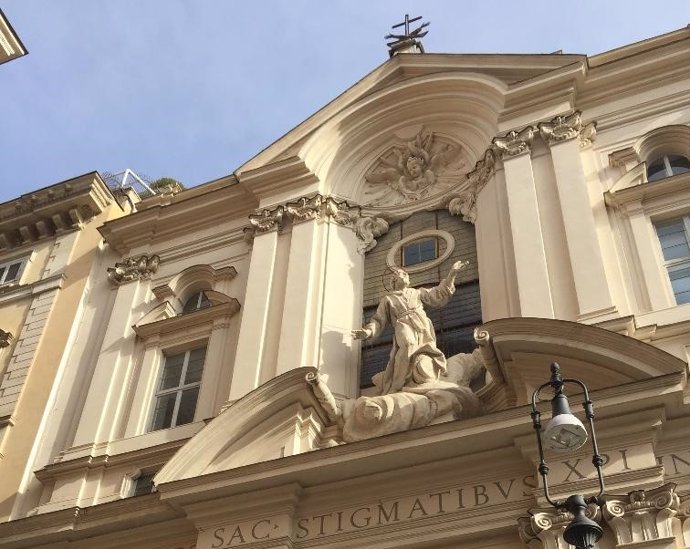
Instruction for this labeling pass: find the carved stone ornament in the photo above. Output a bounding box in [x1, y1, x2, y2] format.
[308, 262, 485, 443]
[491, 126, 535, 159]
[447, 148, 496, 224]
[354, 215, 389, 254]
[679, 494, 690, 548]
[284, 194, 361, 226]
[285, 195, 322, 222]
[538, 111, 597, 148]
[107, 254, 160, 285]
[0, 329, 14, 348]
[518, 503, 601, 549]
[248, 205, 284, 233]
[603, 483, 680, 545]
[362, 128, 465, 207]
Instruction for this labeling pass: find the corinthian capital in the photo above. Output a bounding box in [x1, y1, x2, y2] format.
[603, 483, 679, 545]
[491, 126, 534, 159]
[249, 206, 284, 233]
[538, 111, 597, 147]
[107, 255, 160, 285]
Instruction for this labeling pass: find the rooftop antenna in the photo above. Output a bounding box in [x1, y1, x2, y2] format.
[385, 14, 429, 57]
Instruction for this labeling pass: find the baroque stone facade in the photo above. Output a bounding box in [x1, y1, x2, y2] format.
[1, 24, 690, 549]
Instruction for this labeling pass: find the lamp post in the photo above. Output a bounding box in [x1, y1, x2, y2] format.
[530, 363, 605, 549]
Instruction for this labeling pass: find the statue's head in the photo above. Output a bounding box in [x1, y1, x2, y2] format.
[406, 155, 424, 178]
[385, 266, 409, 291]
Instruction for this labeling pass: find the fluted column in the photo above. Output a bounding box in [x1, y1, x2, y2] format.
[493, 127, 555, 318]
[539, 112, 615, 321]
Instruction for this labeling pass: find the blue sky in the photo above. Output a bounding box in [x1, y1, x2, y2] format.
[1, 1, 688, 201]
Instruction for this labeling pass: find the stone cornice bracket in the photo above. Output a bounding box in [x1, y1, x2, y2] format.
[323, 196, 360, 226]
[518, 504, 601, 549]
[0, 329, 14, 348]
[538, 111, 597, 148]
[107, 254, 160, 286]
[248, 205, 284, 234]
[354, 215, 389, 254]
[448, 148, 497, 224]
[491, 126, 535, 160]
[602, 483, 680, 545]
[285, 195, 323, 222]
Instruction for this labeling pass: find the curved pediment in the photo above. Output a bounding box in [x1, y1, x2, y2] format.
[475, 317, 687, 408]
[154, 367, 333, 485]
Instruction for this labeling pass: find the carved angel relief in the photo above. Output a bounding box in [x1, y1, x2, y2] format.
[363, 130, 465, 207]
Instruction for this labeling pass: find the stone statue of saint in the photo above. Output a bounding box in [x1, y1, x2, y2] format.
[352, 260, 468, 395]
[308, 259, 483, 443]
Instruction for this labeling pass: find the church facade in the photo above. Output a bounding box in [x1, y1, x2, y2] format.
[0, 25, 690, 549]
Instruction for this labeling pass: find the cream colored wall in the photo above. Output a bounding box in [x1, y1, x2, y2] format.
[0, 202, 126, 521]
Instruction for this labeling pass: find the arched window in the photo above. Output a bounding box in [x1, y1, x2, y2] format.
[647, 154, 690, 182]
[182, 291, 210, 314]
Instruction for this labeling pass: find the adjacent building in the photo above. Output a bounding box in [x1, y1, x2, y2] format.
[0, 25, 689, 549]
[0, 173, 133, 521]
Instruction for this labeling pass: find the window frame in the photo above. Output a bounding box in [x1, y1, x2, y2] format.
[605, 168, 690, 316]
[148, 345, 207, 432]
[647, 154, 690, 182]
[402, 238, 438, 267]
[0, 255, 29, 286]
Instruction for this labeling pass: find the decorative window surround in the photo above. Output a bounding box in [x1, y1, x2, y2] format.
[605, 169, 690, 312]
[386, 229, 455, 274]
[132, 300, 240, 340]
[152, 265, 238, 306]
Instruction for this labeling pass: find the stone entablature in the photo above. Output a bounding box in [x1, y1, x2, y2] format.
[0, 172, 113, 251]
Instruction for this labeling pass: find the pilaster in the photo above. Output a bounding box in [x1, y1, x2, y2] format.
[539, 113, 615, 321]
[72, 275, 149, 447]
[494, 128, 555, 318]
[229, 208, 283, 401]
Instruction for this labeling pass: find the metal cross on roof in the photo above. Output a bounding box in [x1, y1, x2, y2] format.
[385, 14, 430, 56]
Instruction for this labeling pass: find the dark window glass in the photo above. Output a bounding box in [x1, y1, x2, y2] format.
[149, 346, 206, 431]
[402, 239, 437, 266]
[132, 472, 156, 496]
[182, 291, 210, 314]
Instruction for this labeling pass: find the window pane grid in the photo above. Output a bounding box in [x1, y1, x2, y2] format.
[655, 215, 690, 305]
[150, 346, 205, 431]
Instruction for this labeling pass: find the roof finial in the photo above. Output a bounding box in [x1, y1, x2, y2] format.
[385, 14, 429, 57]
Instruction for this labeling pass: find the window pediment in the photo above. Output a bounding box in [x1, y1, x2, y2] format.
[133, 299, 240, 340]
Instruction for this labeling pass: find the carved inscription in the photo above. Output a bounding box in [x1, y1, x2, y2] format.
[195, 446, 690, 548]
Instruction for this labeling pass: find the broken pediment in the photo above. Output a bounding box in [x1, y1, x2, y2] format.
[154, 367, 335, 485]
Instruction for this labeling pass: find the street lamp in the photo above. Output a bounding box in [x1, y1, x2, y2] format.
[530, 363, 605, 549]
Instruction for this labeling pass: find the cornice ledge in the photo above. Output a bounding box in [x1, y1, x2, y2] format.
[605, 169, 690, 210]
[133, 300, 240, 339]
[238, 156, 319, 199]
[0, 173, 113, 251]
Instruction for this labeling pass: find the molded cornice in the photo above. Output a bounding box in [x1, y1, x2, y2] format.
[99, 177, 257, 255]
[0, 172, 114, 251]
